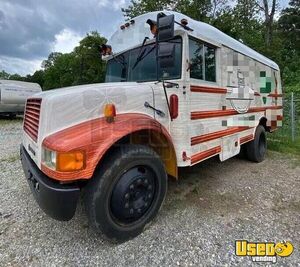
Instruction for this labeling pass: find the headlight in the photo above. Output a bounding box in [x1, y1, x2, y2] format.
[42, 147, 85, 172]
[42, 147, 56, 170]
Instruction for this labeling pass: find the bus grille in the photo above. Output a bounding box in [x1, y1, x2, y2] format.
[23, 98, 42, 142]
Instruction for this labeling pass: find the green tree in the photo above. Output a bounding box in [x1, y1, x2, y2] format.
[26, 70, 45, 87]
[42, 31, 107, 90]
[122, 0, 175, 19]
[73, 31, 107, 85]
[0, 70, 10, 80]
[42, 52, 63, 70]
[177, 0, 212, 22]
[278, 0, 300, 90]
[122, 0, 212, 22]
[43, 53, 74, 90]
[229, 0, 264, 52]
[8, 73, 26, 81]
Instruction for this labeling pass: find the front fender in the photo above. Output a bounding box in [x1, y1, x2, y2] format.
[42, 113, 176, 182]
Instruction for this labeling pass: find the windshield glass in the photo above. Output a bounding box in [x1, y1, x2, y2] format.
[105, 36, 182, 82]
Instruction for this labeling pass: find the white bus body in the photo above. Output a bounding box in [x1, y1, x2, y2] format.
[20, 11, 283, 241]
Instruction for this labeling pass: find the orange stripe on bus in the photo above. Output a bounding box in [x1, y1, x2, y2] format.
[268, 93, 283, 97]
[240, 134, 254, 144]
[191, 127, 251, 146]
[191, 146, 221, 164]
[190, 85, 227, 94]
[191, 106, 283, 120]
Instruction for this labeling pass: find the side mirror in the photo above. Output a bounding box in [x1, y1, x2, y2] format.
[157, 13, 175, 42]
[158, 43, 175, 69]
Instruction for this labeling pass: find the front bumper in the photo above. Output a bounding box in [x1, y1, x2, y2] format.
[20, 145, 80, 221]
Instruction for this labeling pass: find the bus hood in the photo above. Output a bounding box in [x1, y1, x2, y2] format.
[35, 82, 155, 141]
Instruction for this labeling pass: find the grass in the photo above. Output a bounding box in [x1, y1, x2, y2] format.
[0, 120, 11, 126]
[268, 134, 300, 157]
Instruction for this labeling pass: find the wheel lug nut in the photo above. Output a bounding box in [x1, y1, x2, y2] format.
[137, 179, 142, 184]
[144, 202, 148, 207]
[130, 184, 134, 190]
[130, 208, 134, 214]
[125, 193, 130, 199]
[148, 193, 152, 198]
[144, 179, 148, 184]
[148, 185, 152, 190]
[125, 202, 129, 208]
[137, 208, 141, 213]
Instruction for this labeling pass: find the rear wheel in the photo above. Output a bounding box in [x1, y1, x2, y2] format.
[85, 145, 167, 242]
[246, 125, 267, 162]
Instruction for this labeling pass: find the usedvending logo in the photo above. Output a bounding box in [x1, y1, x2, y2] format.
[235, 240, 294, 263]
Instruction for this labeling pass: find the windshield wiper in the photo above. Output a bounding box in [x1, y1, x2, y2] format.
[132, 45, 156, 70]
[132, 37, 150, 70]
[112, 54, 126, 67]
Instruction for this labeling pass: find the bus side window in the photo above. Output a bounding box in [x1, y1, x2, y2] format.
[189, 38, 216, 82]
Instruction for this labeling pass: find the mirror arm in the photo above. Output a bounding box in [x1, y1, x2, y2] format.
[155, 80, 179, 88]
[161, 76, 173, 121]
[174, 21, 194, 31]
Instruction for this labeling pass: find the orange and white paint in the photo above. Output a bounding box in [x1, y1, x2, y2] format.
[22, 11, 282, 182]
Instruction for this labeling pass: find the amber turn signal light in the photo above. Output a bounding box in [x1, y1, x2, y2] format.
[104, 103, 116, 122]
[146, 19, 158, 36]
[181, 18, 188, 26]
[100, 44, 112, 56]
[56, 151, 85, 172]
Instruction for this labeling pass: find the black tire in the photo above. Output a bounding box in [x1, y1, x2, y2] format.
[246, 125, 267, 162]
[237, 144, 247, 159]
[84, 145, 167, 242]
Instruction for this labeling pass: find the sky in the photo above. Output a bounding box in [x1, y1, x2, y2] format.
[0, 0, 290, 76]
[0, 0, 130, 75]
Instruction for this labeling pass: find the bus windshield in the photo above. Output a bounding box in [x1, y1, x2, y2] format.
[105, 37, 182, 83]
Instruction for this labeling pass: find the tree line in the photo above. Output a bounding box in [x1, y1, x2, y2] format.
[0, 0, 299, 93]
[0, 31, 107, 90]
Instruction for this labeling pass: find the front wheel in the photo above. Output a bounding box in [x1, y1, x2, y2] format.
[84, 145, 167, 242]
[246, 125, 267, 162]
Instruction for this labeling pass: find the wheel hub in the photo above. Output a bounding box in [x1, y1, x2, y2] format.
[110, 166, 156, 223]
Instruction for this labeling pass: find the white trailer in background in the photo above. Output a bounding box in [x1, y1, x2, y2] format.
[0, 80, 42, 117]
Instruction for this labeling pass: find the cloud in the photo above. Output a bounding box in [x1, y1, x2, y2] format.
[53, 29, 83, 54]
[2, 0, 288, 75]
[0, 56, 42, 76]
[0, 0, 129, 74]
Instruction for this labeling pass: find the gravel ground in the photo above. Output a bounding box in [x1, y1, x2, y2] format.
[0, 118, 299, 266]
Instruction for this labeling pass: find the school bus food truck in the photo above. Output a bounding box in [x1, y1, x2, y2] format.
[20, 11, 283, 241]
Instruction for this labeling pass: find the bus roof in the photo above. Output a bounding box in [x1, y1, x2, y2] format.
[108, 11, 279, 70]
